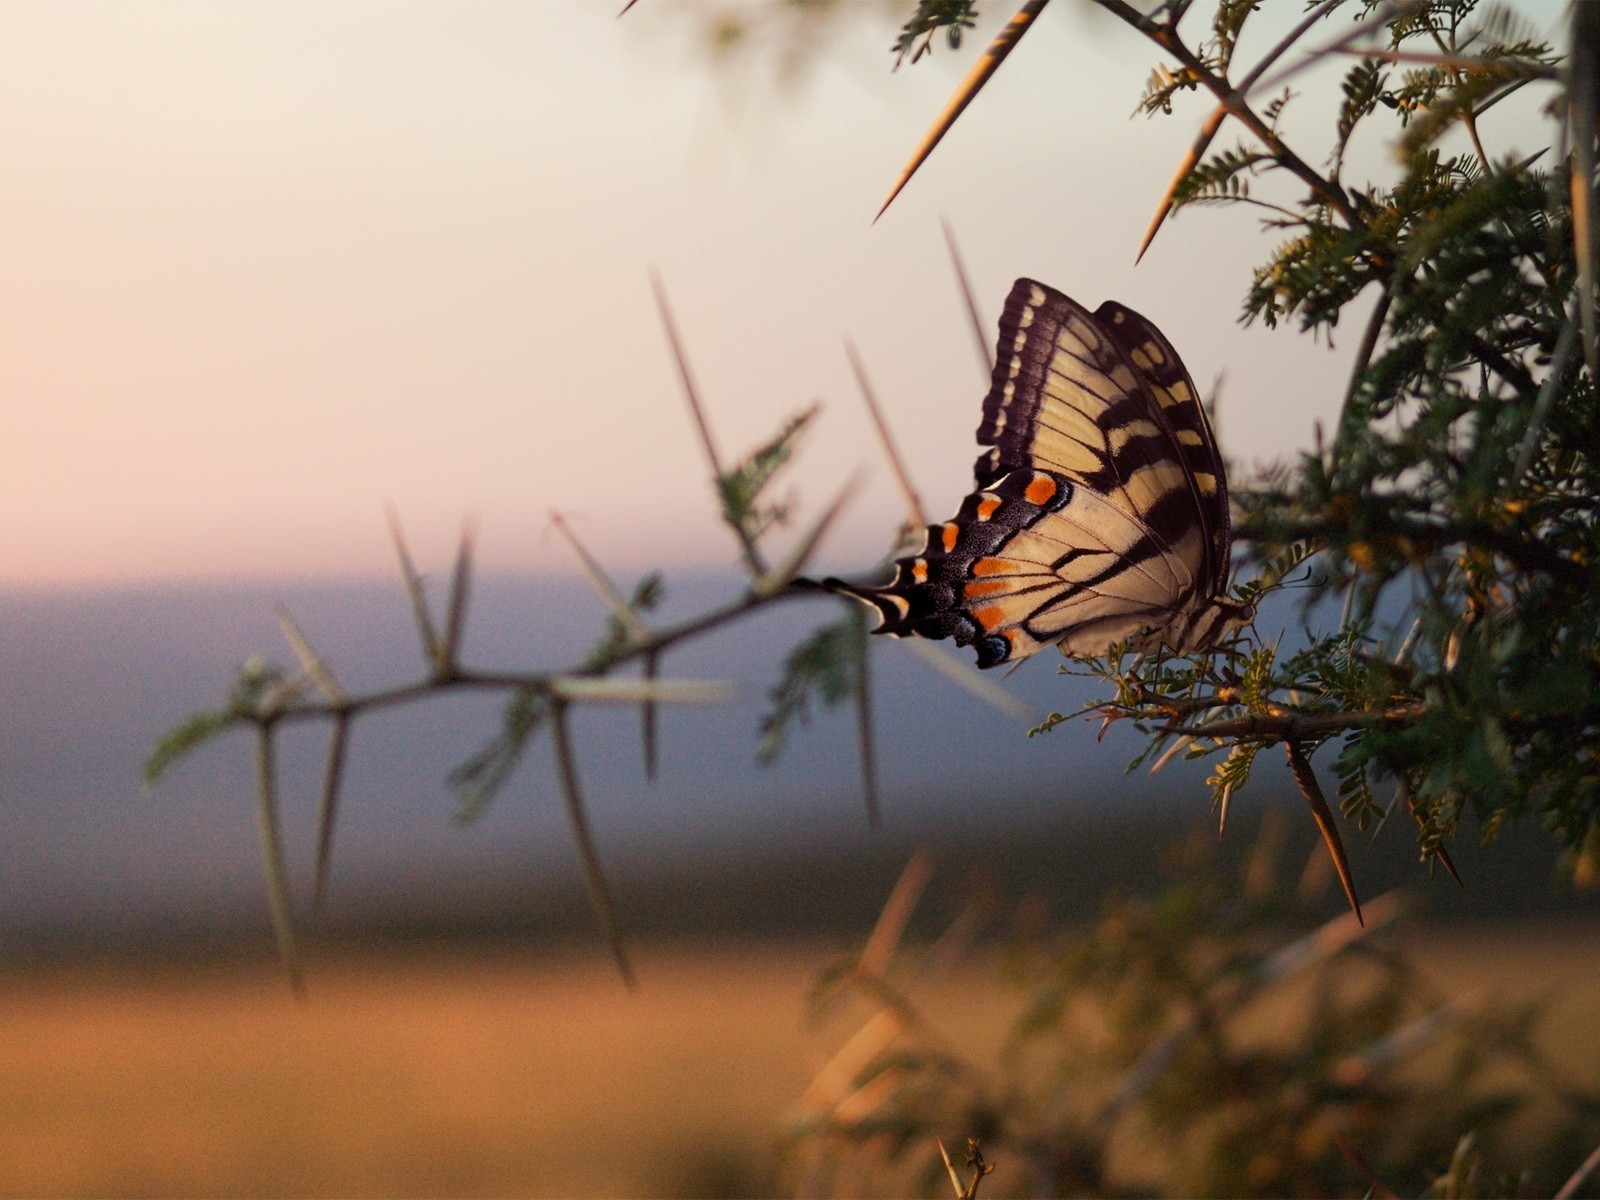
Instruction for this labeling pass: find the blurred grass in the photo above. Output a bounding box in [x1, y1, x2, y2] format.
[0, 927, 1595, 1199]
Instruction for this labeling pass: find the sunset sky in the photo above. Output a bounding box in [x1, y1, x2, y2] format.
[0, 1, 1559, 588]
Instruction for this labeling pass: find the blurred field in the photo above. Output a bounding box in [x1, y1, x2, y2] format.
[0, 926, 1596, 1199]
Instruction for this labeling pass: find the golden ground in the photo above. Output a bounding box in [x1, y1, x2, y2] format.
[0, 926, 1594, 1198]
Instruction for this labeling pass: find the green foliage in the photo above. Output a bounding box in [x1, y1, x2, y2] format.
[758, 613, 863, 763]
[787, 831, 1600, 1198]
[580, 572, 664, 672]
[716, 403, 818, 549]
[890, 0, 978, 67]
[449, 685, 551, 823]
[142, 655, 290, 786]
[1018, 0, 1600, 885]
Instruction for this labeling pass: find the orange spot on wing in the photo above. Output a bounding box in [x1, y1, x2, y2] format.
[964, 580, 1010, 600]
[977, 496, 1001, 520]
[912, 560, 928, 584]
[972, 604, 1007, 631]
[1025, 475, 1057, 506]
[971, 557, 1010, 576]
[941, 523, 959, 552]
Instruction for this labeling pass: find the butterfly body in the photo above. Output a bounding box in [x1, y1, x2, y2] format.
[831, 278, 1251, 669]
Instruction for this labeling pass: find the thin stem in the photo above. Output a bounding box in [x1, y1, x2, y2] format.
[254, 724, 305, 996]
[550, 702, 636, 989]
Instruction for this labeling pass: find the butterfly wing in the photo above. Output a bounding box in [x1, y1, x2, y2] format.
[1094, 299, 1231, 598]
[836, 279, 1214, 668]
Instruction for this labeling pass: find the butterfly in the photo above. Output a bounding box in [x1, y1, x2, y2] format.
[828, 278, 1253, 669]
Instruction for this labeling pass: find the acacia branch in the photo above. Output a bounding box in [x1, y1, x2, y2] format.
[1094, 0, 1357, 226]
[1170, 704, 1425, 742]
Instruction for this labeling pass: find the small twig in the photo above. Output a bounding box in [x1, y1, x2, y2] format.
[550, 702, 636, 989]
[641, 649, 659, 781]
[253, 724, 305, 996]
[849, 603, 882, 830]
[312, 712, 352, 911]
[960, 1139, 995, 1199]
[1171, 704, 1425, 742]
[941, 218, 993, 374]
[845, 339, 928, 530]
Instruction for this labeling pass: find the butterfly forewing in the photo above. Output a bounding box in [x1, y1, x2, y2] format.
[1094, 299, 1231, 596]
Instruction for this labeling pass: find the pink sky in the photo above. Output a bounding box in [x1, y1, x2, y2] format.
[0, 2, 1555, 587]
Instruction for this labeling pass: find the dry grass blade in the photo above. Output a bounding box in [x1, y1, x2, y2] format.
[1094, 889, 1401, 1131]
[549, 511, 648, 640]
[1570, 5, 1598, 385]
[440, 520, 476, 671]
[385, 506, 441, 666]
[752, 472, 860, 598]
[276, 607, 342, 704]
[253, 725, 305, 997]
[313, 712, 352, 911]
[1287, 742, 1363, 924]
[875, 0, 1050, 222]
[859, 847, 935, 979]
[849, 604, 881, 830]
[1138, 105, 1227, 263]
[642, 648, 659, 781]
[845, 339, 927, 529]
[1555, 1139, 1600, 1200]
[550, 703, 636, 989]
[942, 218, 993, 373]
